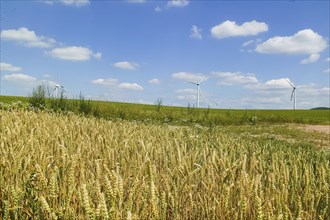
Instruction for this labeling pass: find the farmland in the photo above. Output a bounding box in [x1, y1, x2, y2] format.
[0, 97, 330, 219]
[1, 95, 329, 125]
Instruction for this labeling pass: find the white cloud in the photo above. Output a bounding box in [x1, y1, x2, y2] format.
[323, 69, 330, 73]
[264, 78, 293, 89]
[215, 76, 329, 109]
[211, 20, 268, 39]
[3, 73, 37, 84]
[255, 29, 328, 55]
[297, 84, 328, 96]
[242, 97, 283, 104]
[213, 71, 259, 85]
[325, 58, 330, 62]
[113, 61, 139, 70]
[148, 78, 160, 84]
[1, 27, 39, 42]
[190, 25, 202, 40]
[155, 0, 188, 12]
[167, 0, 189, 7]
[49, 46, 101, 61]
[1, 28, 100, 61]
[1, 27, 55, 48]
[246, 78, 292, 90]
[44, 0, 54, 4]
[45, 0, 90, 6]
[242, 40, 254, 47]
[300, 53, 320, 64]
[172, 72, 208, 82]
[235, 77, 329, 108]
[154, 6, 162, 12]
[176, 94, 196, 101]
[118, 83, 144, 91]
[175, 88, 196, 94]
[43, 74, 52, 78]
[91, 78, 119, 86]
[0, 63, 22, 72]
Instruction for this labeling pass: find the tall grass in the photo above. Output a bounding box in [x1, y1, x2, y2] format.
[1, 107, 329, 219]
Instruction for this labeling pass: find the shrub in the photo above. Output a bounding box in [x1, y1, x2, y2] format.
[155, 97, 163, 112]
[49, 91, 71, 112]
[29, 84, 46, 109]
[78, 93, 92, 115]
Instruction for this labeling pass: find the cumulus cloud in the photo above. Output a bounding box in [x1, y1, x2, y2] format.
[113, 61, 139, 70]
[246, 78, 292, 90]
[45, 0, 90, 6]
[167, 0, 189, 7]
[211, 20, 268, 39]
[222, 79, 329, 109]
[91, 78, 118, 86]
[175, 88, 196, 94]
[1, 27, 55, 48]
[154, 6, 162, 12]
[148, 78, 160, 84]
[172, 72, 208, 83]
[242, 40, 254, 47]
[255, 29, 328, 55]
[242, 97, 283, 104]
[190, 25, 202, 40]
[0, 63, 22, 72]
[213, 71, 259, 85]
[296, 84, 329, 97]
[49, 46, 101, 61]
[3, 73, 37, 84]
[1, 28, 101, 61]
[43, 74, 52, 78]
[300, 54, 320, 64]
[176, 95, 196, 101]
[118, 83, 144, 91]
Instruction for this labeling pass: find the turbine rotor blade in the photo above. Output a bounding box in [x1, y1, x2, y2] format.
[286, 79, 295, 88]
[198, 78, 208, 84]
[186, 81, 198, 85]
[290, 88, 295, 101]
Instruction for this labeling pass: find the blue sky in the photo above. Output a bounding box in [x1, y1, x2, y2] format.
[1, 0, 329, 109]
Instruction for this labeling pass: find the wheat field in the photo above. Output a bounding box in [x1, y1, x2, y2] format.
[1, 108, 329, 219]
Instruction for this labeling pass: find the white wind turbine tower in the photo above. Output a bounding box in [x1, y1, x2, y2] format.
[186, 80, 205, 108]
[286, 79, 297, 110]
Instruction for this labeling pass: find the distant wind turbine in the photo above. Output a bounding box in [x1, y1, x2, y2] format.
[286, 79, 297, 110]
[50, 74, 66, 98]
[51, 84, 65, 98]
[186, 80, 206, 108]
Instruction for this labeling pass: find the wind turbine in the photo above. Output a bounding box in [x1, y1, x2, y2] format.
[51, 84, 65, 98]
[286, 79, 296, 110]
[186, 80, 205, 108]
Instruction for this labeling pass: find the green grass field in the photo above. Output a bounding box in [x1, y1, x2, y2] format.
[1, 95, 329, 125]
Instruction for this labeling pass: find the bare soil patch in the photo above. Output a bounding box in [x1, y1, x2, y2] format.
[296, 125, 330, 150]
[301, 125, 330, 134]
